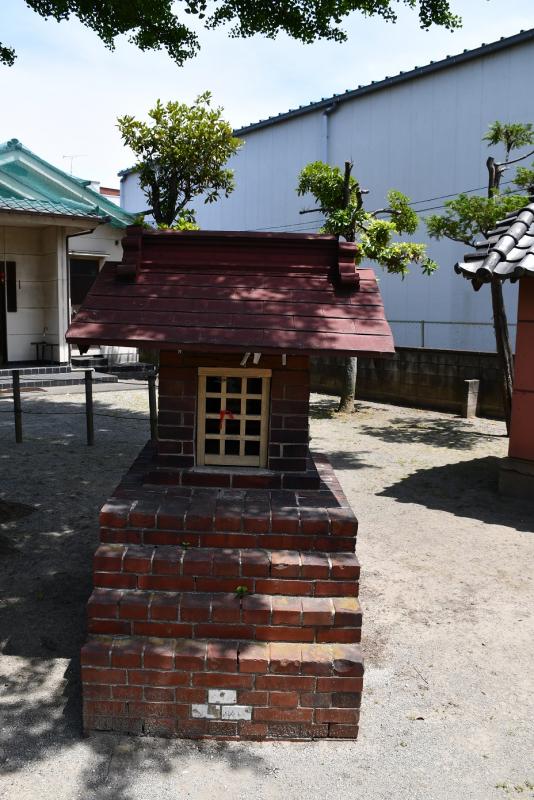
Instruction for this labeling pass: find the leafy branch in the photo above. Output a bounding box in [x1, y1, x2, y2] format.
[117, 92, 242, 227]
[297, 162, 437, 276]
[2, 0, 462, 67]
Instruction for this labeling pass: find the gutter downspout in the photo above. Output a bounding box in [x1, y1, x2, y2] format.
[322, 102, 339, 164]
[65, 215, 110, 363]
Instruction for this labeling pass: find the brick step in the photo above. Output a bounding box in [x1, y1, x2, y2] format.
[94, 544, 359, 597]
[99, 497, 357, 555]
[101, 526, 355, 554]
[144, 468, 322, 491]
[87, 589, 362, 643]
[82, 636, 363, 740]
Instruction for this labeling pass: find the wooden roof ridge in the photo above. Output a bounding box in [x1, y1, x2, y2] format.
[116, 226, 360, 288]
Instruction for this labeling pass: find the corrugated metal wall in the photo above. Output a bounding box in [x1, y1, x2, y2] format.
[120, 39, 534, 352]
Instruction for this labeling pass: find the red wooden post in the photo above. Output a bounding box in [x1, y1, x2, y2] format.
[500, 278, 534, 496]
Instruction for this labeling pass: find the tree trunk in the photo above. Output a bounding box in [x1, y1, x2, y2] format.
[338, 356, 357, 413]
[337, 161, 358, 414]
[485, 155, 514, 434]
[490, 278, 514, 434]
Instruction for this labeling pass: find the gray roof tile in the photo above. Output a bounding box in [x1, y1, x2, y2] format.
[455, 201, 534, 286]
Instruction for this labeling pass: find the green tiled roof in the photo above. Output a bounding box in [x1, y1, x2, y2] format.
[0, 139, 133, 228]
[0, 196, 106, 219]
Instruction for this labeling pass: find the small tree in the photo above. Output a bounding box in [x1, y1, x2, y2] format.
[426, 121, 534, 433]
[117, 92, 242, 228]
[1, 1, 461, 67]
[297, 160, 437, 412]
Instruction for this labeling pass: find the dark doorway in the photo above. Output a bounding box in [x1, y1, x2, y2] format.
[0, 263, 6, 364]
[0, 261, 17, 364]
[70, 258, 99, 309]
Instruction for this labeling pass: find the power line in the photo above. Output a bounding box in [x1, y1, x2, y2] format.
[251, 218, 324, 232]
[408, 178, 515, 206]
[250, 178, 522, 231]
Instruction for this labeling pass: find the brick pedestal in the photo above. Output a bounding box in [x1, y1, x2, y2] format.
[82, 445, 364, 740]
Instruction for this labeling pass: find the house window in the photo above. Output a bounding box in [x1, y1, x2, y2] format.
[197, 368, 271, 467]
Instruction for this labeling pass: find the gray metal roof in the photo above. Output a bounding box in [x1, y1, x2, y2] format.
[455, 202, 534, 286]
[118, 28, 534, 178]
[233, 29, 534, 136]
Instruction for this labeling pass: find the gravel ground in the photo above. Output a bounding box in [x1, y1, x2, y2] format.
[0, 386, 533, 800]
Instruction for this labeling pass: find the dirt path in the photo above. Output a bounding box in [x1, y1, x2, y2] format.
[0, 388, 532, 800]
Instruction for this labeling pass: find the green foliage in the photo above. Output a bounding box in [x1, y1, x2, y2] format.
[514, 164, 534, 193]
[427, 120, 534, 250]
[234, 585, 249, 597]
[297, 162, 360, 213]
[483, 121, 534, 158]
[131, 213, 152, 229]
[1, 1, 462, 66]
[426, 193, 530, 247]
[3, 0, 197, 66]
[0, 43, 15, 66]
[386, 190, 419, 234]
[157, 210, 200, 231]
[297, 161, 436, 277]
[361, 220, 436, 276]
[117, 93, 241, 227]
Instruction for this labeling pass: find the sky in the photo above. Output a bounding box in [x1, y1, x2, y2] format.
[0, 0, 533, 187]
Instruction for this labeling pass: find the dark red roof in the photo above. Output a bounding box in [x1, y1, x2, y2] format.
[66, 228, 395, 357]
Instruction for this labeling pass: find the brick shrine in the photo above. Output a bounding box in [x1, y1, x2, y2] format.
[66, 228, 394, 740]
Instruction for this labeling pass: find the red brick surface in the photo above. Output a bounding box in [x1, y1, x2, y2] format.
[82, 446, 363, 741]
[82, 637, 363, 739]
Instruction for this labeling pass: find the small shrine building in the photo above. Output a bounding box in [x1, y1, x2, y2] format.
[66, 227, 394, 740]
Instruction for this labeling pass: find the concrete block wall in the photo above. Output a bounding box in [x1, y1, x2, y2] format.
[311, 347, 506, 417]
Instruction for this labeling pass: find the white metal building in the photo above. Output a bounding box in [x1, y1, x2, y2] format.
[120, 30, 534, 352]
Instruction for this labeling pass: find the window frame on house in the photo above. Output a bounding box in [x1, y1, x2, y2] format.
[197, 367, 271, 467]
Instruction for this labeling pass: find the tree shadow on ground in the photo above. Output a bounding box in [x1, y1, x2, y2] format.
[0, 392, 142, 779]
[79, 734, 273, 800]
[310, 396, 367, 419]
[0, 392, 152, 660]
[321, 449, 379, 471]
[379, 455, 534, 532]
[0, 391, 271, 796]
[358, 416, 506, 451]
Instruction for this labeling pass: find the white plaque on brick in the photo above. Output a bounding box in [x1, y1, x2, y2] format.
[208, 689, 237, 705]
[191, 703, 221, 719]
[221, 705, 252, 721]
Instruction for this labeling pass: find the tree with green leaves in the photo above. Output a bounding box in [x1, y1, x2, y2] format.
[1, 0, 461, 67]
[297, 160, 437, 412]
[117, 93, 242, 228]
[426, 121, 534, 432]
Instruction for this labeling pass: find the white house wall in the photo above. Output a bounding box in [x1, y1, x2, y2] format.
[69, 222, 124, 262]
[121, 38, 534, 352]
[1, 225, 57, 362]
[1, 220, 134, 364]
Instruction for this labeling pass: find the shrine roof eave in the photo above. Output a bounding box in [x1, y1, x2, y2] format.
[66, 332, 396, 359]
